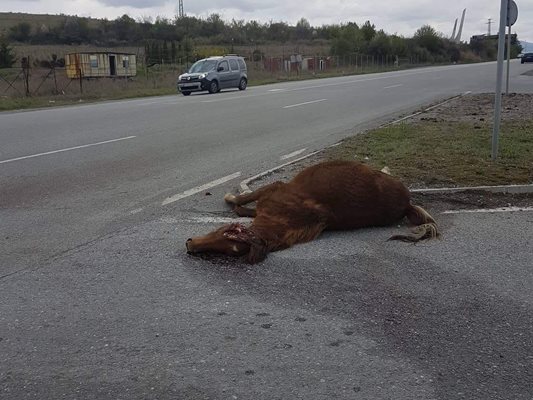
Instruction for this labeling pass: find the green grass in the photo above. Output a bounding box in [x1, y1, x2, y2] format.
[326, 120, 533, 187]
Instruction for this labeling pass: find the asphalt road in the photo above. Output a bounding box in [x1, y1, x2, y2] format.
[1, 61, 533, 399]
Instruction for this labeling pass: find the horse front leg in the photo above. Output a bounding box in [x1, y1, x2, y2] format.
[224, 181, 284, 206]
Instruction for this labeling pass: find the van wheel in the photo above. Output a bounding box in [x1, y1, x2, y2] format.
[182, 91, 191, 96]
[238, 78, 247, 91]
[208, 81, 219, 94]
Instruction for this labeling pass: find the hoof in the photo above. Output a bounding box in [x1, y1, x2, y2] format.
[381, 166, 391, 175]
[224, 193, 237, 204]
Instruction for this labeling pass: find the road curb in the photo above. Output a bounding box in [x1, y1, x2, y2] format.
[412, 184, 533, 194]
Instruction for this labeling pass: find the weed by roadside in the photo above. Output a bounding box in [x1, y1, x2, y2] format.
[326, 119, 533, 188]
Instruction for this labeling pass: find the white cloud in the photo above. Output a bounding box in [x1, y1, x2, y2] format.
[1, 0, 532, 42]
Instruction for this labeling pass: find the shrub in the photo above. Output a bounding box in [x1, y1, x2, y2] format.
[0, 38, 16, 68]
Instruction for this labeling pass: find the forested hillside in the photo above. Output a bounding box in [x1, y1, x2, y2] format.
[1, 12, 524, 65]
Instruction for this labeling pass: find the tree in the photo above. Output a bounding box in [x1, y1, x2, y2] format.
[9, 22, 32, 42]
[0, 38, 16, 68]
[414, 25, 441, 53]
[361, 21, 376, 42]
[61, 17, 90, 44]
[113, 14, 138, 42]
[295, 18, 312, 41]
[368, 31, 391, 56]
[267, 21, 290, 42]
[330, 23, 365, 56]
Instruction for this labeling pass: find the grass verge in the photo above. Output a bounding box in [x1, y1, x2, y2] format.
[325, 120, 533, 187]
[0, 88, 176, 111]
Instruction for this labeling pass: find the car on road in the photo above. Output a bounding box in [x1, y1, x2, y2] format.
[177, 55, 248, 96]
[521, 52, 533, 64]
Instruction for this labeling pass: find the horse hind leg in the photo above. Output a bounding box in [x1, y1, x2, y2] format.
[389, 204, 440, 242]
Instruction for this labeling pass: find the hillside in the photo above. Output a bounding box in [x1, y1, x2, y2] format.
[0, 12, 101, 35]
[520, 41, 533, 52]
[0, 11, 519, 69]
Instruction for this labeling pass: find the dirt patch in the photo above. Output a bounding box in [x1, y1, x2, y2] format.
[411, 93, 532, 124]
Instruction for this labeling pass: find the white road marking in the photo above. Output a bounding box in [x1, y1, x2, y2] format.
[186, 216, 252, 224]
[201, 93, 265, 103]
[130, 208, 144, 215]
[136, 101, 161, 106]
[0, 136, 137, 165]
[383, 84, 403, 89]
[162, 172, 242, 206]
[442, 207, 533, 214]
[161, 216, 251, 224]
[283, 99, 327, 109]
[268, 89, 286, 92]
[280, 148, 307, 160]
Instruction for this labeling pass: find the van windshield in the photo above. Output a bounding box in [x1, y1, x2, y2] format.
[189, 60, 217, 73]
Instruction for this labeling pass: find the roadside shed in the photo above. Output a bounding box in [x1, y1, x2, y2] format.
[65, 52, 136, 78]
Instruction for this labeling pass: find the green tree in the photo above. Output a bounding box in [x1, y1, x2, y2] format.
[390, 35, 408, 57]
[267, 21, 290, 42]
[414, 25, 441, 53]
[330, 23, 365, 56]
[9, 22, 32, 42]
[113, 14, 138, 42]
[295, 18, 312, 40]
[361, 21, 376, 42]
[0, 38, 16, 68]
[368, 30, 391, 56]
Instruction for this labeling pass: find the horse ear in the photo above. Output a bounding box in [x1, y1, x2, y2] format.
[247, 241, 268, 264]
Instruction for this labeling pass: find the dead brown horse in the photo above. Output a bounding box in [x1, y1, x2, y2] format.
[186, 160, 439, 264]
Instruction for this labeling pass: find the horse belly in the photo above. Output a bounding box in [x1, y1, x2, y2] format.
[324, 192, 409, 230]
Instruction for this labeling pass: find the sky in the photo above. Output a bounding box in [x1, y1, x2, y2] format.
[2, 0, 532, 48]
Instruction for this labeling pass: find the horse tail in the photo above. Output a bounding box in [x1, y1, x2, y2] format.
[388, 204, 440, 243]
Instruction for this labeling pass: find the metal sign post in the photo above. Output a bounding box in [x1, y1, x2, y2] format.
[506, 0, 518, 94]
[493, 0, 518, 160]
[506, 23, 512, 95]
[492, 0, 509, 161]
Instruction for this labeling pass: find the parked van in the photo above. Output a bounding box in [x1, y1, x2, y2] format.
[177, 55, 247, 96]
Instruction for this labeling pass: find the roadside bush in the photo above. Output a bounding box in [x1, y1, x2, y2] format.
[0, 38, 16, 68]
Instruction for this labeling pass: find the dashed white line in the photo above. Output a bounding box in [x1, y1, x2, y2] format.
[0, 136, 137, 165]
[383, 84, 403, 89]
[162, 172, 242, 205]
[187, 216, 252, 223]
[283, 99, 327, 109]
[443, 207, 533, 214]
[280, 148, 307, 160]
[161, 216, 252, 224]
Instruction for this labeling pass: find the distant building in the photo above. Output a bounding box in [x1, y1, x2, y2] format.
[470, 34, 518, 45]
[65, 52, 136, 79]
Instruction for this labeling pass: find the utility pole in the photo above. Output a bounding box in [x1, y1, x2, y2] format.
[178, 0, 184, 18]
[487, 18, 492, 35]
